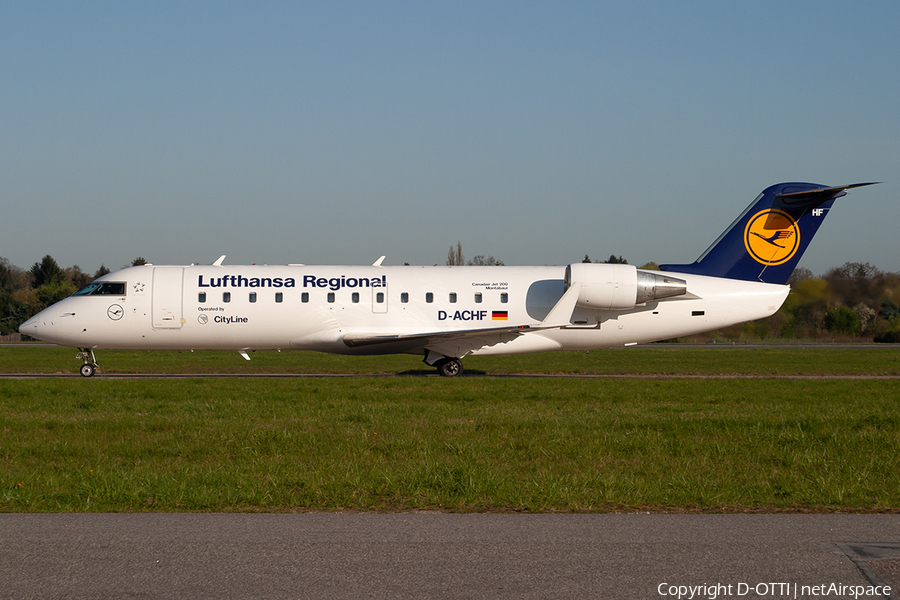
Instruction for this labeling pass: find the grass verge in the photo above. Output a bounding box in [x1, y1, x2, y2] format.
[2, 376, 899, 512]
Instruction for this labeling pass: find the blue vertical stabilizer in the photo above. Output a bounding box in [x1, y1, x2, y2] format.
[659, 182, 878, 284]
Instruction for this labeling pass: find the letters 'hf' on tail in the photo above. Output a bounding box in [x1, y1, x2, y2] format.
[20, 181, 878, 377]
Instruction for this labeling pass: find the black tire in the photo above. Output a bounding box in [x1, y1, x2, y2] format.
[436, 358, 463, 377]
[79, 363, 96, 378]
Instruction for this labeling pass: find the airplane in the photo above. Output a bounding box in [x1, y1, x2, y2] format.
[20, 181, 877, 377]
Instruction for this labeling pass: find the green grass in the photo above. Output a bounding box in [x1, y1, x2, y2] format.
[2, 374, 900, 513]
[3, 344, 900, 375]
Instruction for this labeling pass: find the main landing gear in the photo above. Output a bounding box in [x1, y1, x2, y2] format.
[424, 350, 464, 377]
[434, 357, 464, 378]
[77, 349, 99, 377]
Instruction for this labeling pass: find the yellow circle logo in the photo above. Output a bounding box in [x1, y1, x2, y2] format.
[743, 209, 800, 266]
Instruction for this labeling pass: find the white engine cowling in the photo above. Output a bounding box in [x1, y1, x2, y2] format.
[565, 263, 687, 310]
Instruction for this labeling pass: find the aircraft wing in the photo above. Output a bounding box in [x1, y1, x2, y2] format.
[342, 324, 534, 357]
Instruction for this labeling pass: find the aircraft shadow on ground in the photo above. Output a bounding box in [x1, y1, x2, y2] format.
[396, 368, 488, 377]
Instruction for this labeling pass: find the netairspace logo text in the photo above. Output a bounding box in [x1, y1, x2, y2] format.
[657, 582, 891, 599]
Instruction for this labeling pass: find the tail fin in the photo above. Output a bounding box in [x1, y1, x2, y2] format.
[659, 182, 878, 284]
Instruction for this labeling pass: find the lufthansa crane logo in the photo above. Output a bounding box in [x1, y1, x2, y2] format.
[107, 304, 124, 321]
[743, 209, 800, 266]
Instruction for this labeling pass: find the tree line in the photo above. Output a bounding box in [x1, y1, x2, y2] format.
[3, 253, 899, 342]
[757, 263, 900, 342]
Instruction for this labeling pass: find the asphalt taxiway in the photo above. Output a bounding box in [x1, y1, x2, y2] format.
[2, 514, 899, 599]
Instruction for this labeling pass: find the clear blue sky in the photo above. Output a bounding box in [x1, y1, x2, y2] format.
[3, 1, 898, 276]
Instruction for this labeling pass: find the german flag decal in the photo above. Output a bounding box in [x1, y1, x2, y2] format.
[492, 311, 508, 321]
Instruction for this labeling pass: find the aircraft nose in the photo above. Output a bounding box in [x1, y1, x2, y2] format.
[19, 314, 53, 341]
[19, 316, 37, 335]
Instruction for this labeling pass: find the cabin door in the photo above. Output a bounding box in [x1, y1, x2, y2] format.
[152, 267, 184, 329]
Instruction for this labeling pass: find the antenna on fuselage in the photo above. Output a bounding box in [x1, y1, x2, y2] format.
[212, 255, 226, 266]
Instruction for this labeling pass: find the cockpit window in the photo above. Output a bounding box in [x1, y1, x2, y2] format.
[74, 282, 127, 296]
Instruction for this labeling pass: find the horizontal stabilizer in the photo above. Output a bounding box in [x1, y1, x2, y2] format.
[778, 182, 880, 206]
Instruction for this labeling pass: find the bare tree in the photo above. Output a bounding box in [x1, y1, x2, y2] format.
[467, 255, 504, 266]
[447, 242, 464, 266]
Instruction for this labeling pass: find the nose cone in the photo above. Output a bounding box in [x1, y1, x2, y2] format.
[19, 315, 38, 336]
[19, 312, 55, 342]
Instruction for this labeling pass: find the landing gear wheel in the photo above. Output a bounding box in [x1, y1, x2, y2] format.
[76, 349, 98, 377]
[436, 358, 463, 377]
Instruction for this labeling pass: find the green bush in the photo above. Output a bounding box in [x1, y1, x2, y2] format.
[874, 330, 900, 343]
[824, 306, 860, 335]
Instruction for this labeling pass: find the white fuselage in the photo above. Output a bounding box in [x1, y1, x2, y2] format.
[20, 263, 789, 357]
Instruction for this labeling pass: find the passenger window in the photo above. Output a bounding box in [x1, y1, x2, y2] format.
[449, 292, 457, 303]
[223, 292, 231, 303]
[352, 292, 360, 303]
[501, 293, 508, 304]
[327, 292, 335, 303]
[426, 292, 433, 303]
[275, 292, 283, 303]
[376, 292, 385, 303]
[198, 292, 206, 303]
[401, 292, 409, 303]
[474, 292, 482, 303]
[249, 292, 257, 303]
[301, 292, 309, 303]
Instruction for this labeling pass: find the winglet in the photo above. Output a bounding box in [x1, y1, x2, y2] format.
[213, 255, 226, 266]
[538, 283, 581, 328]
[372, 256, 386, 267]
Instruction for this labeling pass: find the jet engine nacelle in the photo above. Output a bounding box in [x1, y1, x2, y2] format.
[565, 263, 687, 310]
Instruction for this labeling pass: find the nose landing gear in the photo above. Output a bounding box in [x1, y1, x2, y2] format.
[77, 349, 98, 377]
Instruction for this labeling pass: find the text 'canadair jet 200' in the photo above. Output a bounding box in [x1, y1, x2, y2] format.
[21, 182, 878, 377]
